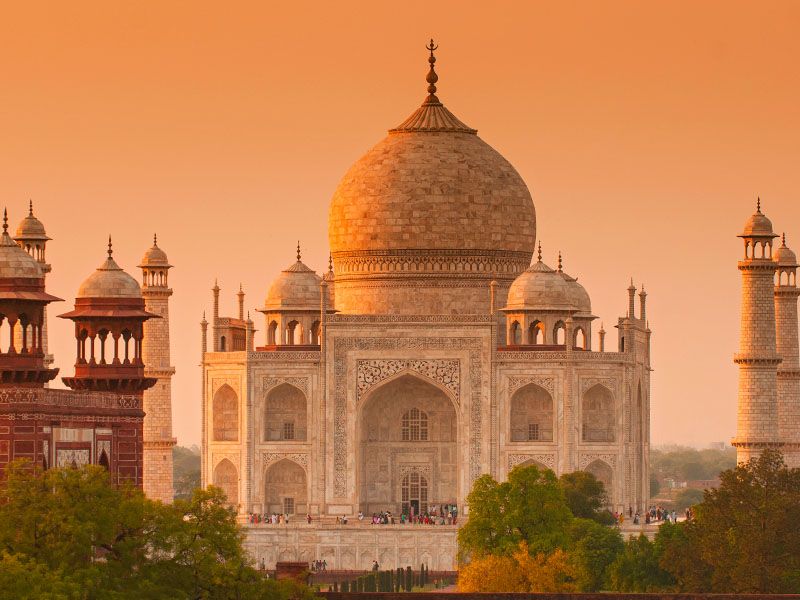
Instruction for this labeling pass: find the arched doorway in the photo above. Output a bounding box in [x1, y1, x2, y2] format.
[213, 384, 238, 441]
[213, 458, 239, 507]
[582, 384, 615, 442]
[359, 374, 458, 515]
[264, 383, 307, 441]
[264, 459, 307, 515]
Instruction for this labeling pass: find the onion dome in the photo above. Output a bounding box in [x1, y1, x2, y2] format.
[264, 244, 322, 311]
[328, 41, 536, 315]
[504, 246, 574, 311]
[138, 233, 171, 268]
[0, 212, 43, 280]
[77, 238, 142, 299]
[14, 201, 50, 242]
[775, 234, 798, 267]
[740, 198, 777, 237]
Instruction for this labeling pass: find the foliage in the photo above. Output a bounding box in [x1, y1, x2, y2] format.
[567, 518, 624, 591]
[558, 471, 609, 523]
[458, 542, 577, 592]
[458, 465, 573, 560]
[0, 461, 317, 599]
[672, 488, 704, 511]
[664, 450, 800, 593]
[607, 534, 673, 592]
[650, 445, 736, 482]
[173, 445, 201, 500]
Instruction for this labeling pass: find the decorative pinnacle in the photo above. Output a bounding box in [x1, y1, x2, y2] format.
[107, 235, 113, 258]
[640, 284, 647, 295]
[425, 38, 439, 102]
[296, 241, 301, 262]
[757, 197, 762, 213]
[28, 199, 33, 217]
[2, 208, 7, 233]
[782, 232, 787, 247]
[328, 253, 333, 272]
[153, 233, 158, 246]
[557, 252, 563, 272]
[537, 242, 542, 262]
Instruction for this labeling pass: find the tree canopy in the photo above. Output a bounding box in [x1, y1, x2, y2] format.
[0, 461, 316, 600]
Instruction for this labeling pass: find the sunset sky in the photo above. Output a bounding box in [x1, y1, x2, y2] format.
[2, 1, 799, 448]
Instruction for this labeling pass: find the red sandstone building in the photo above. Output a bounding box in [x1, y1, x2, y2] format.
[0, 208, 156, 484]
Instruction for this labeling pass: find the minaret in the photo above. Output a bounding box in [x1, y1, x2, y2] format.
[13, 201, 54, 372]
[139, 234, 176, 502]
[774, 233, 800, 467]
[733, 200, 782, 463]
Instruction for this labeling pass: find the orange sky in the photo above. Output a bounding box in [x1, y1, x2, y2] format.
[2, 1, 799, 447]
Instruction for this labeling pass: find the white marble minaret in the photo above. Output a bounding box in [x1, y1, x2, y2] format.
[733, 200, 783, 463]
[140, 235, 176, 502]
[774, 233, 800, 467]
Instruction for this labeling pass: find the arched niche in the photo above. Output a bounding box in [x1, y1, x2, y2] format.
[582, 384, 615, 442]
[213, 384, 239, 441]
[358, 374, 458, 515]
[213, 458, 239, 507]
[264, 383, 307, 441]
[264, 459, 307, 515]
[584, 459, 613, 503]
[510, 383, 554, 442]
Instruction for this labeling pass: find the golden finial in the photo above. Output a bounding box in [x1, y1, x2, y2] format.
[28, 199, 33, 217]
[557, 252, 563, 272]
[782, 232, 787, 247]
[424, 39, 439, 104]
[107, 235, 113, 257]
[297, 241, 301, 262]
[328, 252, 333, 272]
[153, 233, 158, 246]
[537, 242, 542, 262]
[2, 208, 7, 233]
[757, 197, 762, 213]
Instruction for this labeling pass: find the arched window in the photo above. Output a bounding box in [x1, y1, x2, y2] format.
[510, 321, 522, 345]
[264, 459, 307, 515]
[528, 321, 544, 344]
[401, 408, 428, 441]
[268, 321, 278, 345]
[98, 450, 110, 471]
[554, 321, 566, 345]
[213, 384, 239, 441]
[582, 384, 615, 442]
[401, 471, 428, 515]
[220, 336, 226, 351]
[264, 383, 307, 441]
[585, 459, 613, 503]
[213, 459, 239, 507]
[574, 327, 586, 350]
[510, 383, 554, 442]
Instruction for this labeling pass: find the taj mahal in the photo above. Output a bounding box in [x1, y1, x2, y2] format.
[200, 44, 652, 570]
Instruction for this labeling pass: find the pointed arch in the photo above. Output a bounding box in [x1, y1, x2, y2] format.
[264, 459, 307, 515]
[213, 384, 239, 441]
[264, 383, 307, 441]
[213, 458, 239, 507]
[510, 383, 554, 442]
[553, 321, 566, 345]
[528, 320, 545, 344]
[98, 450, 110, 471]
[582, 384, 615, 442]
[585, 459, 613, 502]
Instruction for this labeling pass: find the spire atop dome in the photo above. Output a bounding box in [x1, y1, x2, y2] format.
[390, 40, 477, 134]
[557, 251, 563, 272]
[297, 241, 301, 262]
[3, 208, 8, 234]
[28, 199, 33, 217]
[757, 196, 762, 213]
[425, 39, 439, 104]
[107, 235, 113, 258]
[537, 242, 542, 263]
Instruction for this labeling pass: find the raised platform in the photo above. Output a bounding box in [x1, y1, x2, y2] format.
[244, 522, 458, 571]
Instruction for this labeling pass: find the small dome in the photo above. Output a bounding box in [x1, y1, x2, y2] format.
[264, 258, 322, 311]
[505, 259, 575, 311]
[78, 244, 141, 299]
[14, 202, 50, 241]
[138, 235, 171, 267]
[560, 271, 592, 315]
[0, 226, 42, 280]
[741, 200, 775, 237]
[775, 235, 798, 267]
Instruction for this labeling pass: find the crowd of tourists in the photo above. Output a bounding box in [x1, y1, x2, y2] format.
[310, 559, 328, 572]
[358, 504, 458, 526]
[247, 512, 291, 525]
[612, 504, 694, 526]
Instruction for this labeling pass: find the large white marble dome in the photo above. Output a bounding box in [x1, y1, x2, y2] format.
[328, 65, 536, 315]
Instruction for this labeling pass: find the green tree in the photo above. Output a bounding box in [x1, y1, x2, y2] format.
[672, 488, 703, 512]
[667, 450, 800, 593]
[458, 465, 573, 560]
[558, 471, 610, 523]
[654, 521, 710, 592]
[567, 519, 624, 591]
[607, 534, 673, 592]
[173, 445, 201, 500]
